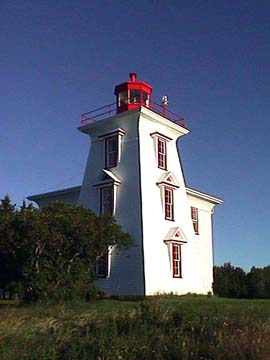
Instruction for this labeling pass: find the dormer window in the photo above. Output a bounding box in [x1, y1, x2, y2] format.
[151, 132, 172, 171]
[99, 128, 125, 169]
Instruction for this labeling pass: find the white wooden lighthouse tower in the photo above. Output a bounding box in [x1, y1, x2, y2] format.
[77, 72, 223, 296]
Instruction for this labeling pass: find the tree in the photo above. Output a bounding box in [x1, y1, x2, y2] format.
[0, 195, 18, 298]
[0, 199, 132, 302]
[214, 263, 270, 299]
[263, 266, 270, 298]
[213, 263, 247, 298]
[0, 195, 16, 253]
[247, 266, 267, 299]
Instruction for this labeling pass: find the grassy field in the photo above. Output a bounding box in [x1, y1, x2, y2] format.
[0, 295, 270, 359]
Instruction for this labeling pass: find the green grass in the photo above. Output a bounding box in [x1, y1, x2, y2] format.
[1, 295, 270, 359]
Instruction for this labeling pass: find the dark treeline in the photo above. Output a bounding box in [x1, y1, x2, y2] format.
[213, 263, 270, 299]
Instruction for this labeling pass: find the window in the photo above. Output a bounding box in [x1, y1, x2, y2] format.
[157, 172, 179, 221]
[105, 136, 118, 168]
[150, 132, 171, 170]
[157, 137, 167, 170]
[130, 89, 141, 103]
[96, 249, 108, 278]
[101, 128, 125, 169]
[100, 186, 114, 215]
[96, 169, 121, 217]
[164, 228, 186, 279]
[172, 243, 182, 278]
[142, 91, 150, 106]
[165, 187, 174, 221]
[118, 91, 128, 106]
[191, 207, 199, 235]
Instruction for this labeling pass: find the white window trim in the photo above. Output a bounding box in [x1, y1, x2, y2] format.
[150, 132, 172, 170]
[95, 245, 113, 279]
[191, 206, 199, 235]
[94, 169, 121, 217]
[100, 185, 114, 215]
[157, 137, 167, 170]
[97, 183, 119, 216]
[164, 186, 174, 221]
[164, 227, 187, 279]
[99, 128, 125, 169]
[156, 172, 179, 220]
[164, 242, 183, 278]
[106, 136, 118, 169]
[172, 243, 182, 278]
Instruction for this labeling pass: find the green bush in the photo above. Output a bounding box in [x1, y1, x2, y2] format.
[0, 197, 132, 303]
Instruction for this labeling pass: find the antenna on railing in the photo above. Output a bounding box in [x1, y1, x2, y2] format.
[162, 95, 169, 117]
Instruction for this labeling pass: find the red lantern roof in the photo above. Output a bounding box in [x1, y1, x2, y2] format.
[114, 72, 152, 113]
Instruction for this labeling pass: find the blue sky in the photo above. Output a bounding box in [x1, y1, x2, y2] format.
[1, 0, 269, 271]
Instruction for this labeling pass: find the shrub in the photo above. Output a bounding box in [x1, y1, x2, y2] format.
[0, 197, 132, 303]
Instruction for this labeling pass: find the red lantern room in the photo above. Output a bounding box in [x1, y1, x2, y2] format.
[114, 72, 153, 113]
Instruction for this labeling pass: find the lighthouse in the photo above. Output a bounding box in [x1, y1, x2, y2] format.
[77, 73, 222, 296]
[28, 73, 222, 296]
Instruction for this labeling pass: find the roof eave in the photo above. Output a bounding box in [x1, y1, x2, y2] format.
[186, 186, 223, 205]
[27, 185, 81, 201]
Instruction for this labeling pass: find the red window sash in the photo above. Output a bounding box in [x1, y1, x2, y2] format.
[157, 138, 167, 170]
[165, 187, 174, 221]
[172, 243, 182, 278]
